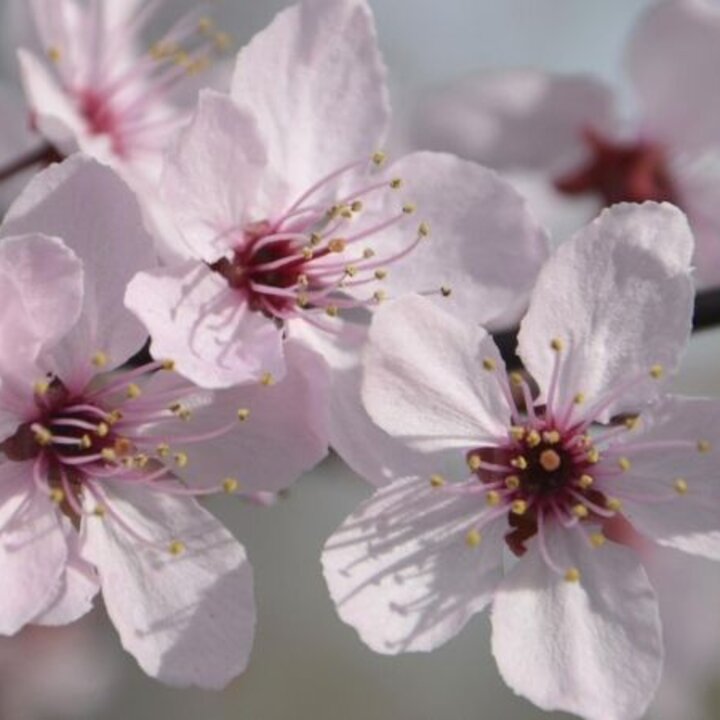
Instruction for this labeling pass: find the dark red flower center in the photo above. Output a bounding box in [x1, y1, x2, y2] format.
[554, 127, 678, 207]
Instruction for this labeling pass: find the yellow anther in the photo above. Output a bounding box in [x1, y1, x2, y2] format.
[511, 499, 528, 515]
[237, 408, 250, 422]
[302, 246, 314, 260]
[649, 364, 664, 380]
[418, 222, 431, 237]
[309, 233, 323, 248]
[126, 383, 142, 399]
[114, 437, 133, 456]
[697, 440, 712, 453]
[389, 178, 403, 189]
[573, 393, 585, 405]
[108, 409, 123, 424]
[170, 403, 192, 421]
[223, 478, 240, 494]
[161, 359, 176, 371]
[326, 305, 339, 318]
[133, 453, 149, 469]
[169, 540, 186, 556]
[362, 248, 375, 259]
[578, 474, 594, 490]
[509, 426, 526, 441]
[344, 265, 358, 278]
[374, 269, 387, 280]
[156, 443, 171, 458]
[586, 448, 600, 464]
[328, 238, 347, 253]
[543, 430, 561, 445]
[505, 475, 520, 490]
[510, 456, 528, 470]
[465, 529, 482, 548]
[509, 372, 524, 387]
[34, 380, 50, 396]
[187, 57, 210, 76]
[430, 474, 446, 488]
[93, 504, 107, 518]
[372, 151, 386, 166]
[79, 434, 92, 450]
[49, 488, 65, 505]
[297, 293, 310, 308]
[402, 204, 416, 215]
[673, 478, 688, 495]
[91, 351, 109, 368]
[47, 46, 62, 62]
[606, 497, 623, 512]
[261, 372, 275, 387]
[101, 448, 117, 462]
[197, 16, 215, 34]
[571, 503, 589, 519]
[340, 206, 354, 219]
[440, 286, 452, 297]
[467, 454, 482, 471]
[550, 338, 564, 352]
[539, 449, 561, 472]
[618, 457, 632, 471]
[482, 358, 497, 372]
[174, 452, 189, 468]
[564, 567, 581, 583]
[590, 532, 606, 548]
[486, 490, 501, 507]
[624, 416, 640, 430]
[526, 429, 541, 448]
[96, 422, 109, 438]
[33, 426, 52, 446]
[373, 290, 387, 303]
[350, 200, 363, 213]
[214, 31, 233, 51]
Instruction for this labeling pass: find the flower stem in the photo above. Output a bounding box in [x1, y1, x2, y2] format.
[0, 143, 62, 185]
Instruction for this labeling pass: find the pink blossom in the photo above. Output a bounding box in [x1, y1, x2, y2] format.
[17, 0, 233, 184]
[125, 0, 549, 490]
[414, 0, 720, 285]
[322, 202, 720, 719]
[0, 154, 328, 687]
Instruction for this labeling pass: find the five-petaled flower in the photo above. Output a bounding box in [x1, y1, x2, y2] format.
[322, 202, 720, 720]
[18, 0, 232, 183]
[414, 0, 720, 285]
[0, 155, 328, 687]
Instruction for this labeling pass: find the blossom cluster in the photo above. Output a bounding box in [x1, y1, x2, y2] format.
[0, 0, 719, 718]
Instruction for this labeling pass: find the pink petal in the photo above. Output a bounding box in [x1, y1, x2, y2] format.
[413, 69, 616, 173]
[17, 49, 83, 156]
[373, 151, 549, 329]
[81, 483, 255, 688]
[0, 462, 68, 635]
[612, 395, 720, 561]
[518, 202, 694, 420]
[627, 0, 720, 153]
[159, 90, 280, 263]
[292, 321, 440, 486]
[363, 295, 511, 454]
[0, 233, 83, 379]
[322, 476, 505, 653]
[230, 0, 390, 196]
[167, 340, 330, 493]
[33, 524, 99, 626]
[492, 525, 663, 720]
[126, 262, 285, 389]
[2, 155, 157, 385]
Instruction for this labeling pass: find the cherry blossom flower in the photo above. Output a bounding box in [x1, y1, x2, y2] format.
[413, 0, 720, 285]
[322, 202, 720, 720]
[17, 0, 233, 184]
[0, 154, 328, 687]
[125, 0, 548, 491]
